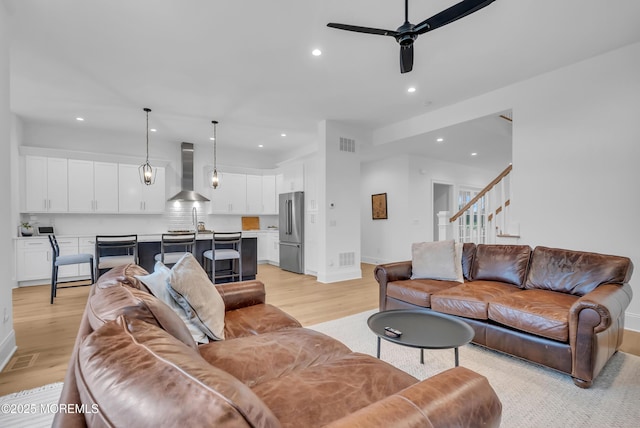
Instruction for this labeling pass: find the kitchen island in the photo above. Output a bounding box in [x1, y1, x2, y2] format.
[136, 233, 258, 282]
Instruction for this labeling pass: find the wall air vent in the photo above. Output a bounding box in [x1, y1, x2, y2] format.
[339, 252, 356, 267]
[339, 137, 356, 153]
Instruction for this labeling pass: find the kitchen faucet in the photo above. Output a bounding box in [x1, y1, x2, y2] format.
[192, 206, 198, 235]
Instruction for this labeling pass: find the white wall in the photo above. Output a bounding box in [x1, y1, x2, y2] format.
[372, 41, 640, 330]
[0, 3, 17, 370]
[316, 120, 363, 283]
[361, 155, 496, 264]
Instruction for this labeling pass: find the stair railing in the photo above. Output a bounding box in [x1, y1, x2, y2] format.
[449, 164, 512, 244]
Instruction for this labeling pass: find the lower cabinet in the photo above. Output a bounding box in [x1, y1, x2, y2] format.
[15, 237, 92, 283]
[257, 231, 279, 265]
[137, 237, 258, 282]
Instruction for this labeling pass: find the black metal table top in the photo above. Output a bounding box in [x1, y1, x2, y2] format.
[368, 309, 474, 350]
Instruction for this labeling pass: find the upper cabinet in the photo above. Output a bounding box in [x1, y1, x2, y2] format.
[118, 164, 166, 213]
[210, 172, 247, 214]
[209, 173, 278, 215]
[262, 175, 277, 214]
[280, 163, 304, 193]
[68, 160, 119, 213]
[25, 156, 68, 212]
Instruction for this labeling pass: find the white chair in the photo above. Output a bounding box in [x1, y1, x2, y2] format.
[203, 232, 242, 283]
[95, 235, 138, 278]
[48, 235, 94, 304]
[154, 232, 196, 266]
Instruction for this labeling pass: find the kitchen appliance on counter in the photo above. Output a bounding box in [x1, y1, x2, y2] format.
[279, 191, 304, 274]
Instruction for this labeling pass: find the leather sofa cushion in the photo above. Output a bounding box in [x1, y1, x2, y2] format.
[462, 242, 476, 280]
[224, 303, 302, 339]
[525, 246, 633, 296]
[251, 353, 417, 428]
[87, 281, 198, 350]
[488, 289, 579, 342]
[200, 328, 351, 387]
[431, 281, 522, 320]
[387, 279, 461, 308]
[77, 316, 282, 428]
[471, 244, 532, 286]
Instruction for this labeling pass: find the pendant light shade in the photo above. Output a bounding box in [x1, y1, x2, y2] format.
[211, 120, 220, 189]
[139, 107, 156, 185]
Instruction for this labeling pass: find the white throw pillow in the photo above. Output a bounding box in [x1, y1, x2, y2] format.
[135, 261, 209, 344]
[410, 240, 458, 281]
[167, 253, 226, 341]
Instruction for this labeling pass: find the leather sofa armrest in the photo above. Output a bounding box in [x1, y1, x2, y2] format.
[215, 280, 266, 312]
[570, 283, 633, 334]
[324, 367, 501, 428]
[374, 261, 412, 310]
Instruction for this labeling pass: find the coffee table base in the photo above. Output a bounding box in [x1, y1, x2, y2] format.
[376, 337, 461, 367]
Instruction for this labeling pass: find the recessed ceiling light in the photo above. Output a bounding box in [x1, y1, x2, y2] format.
[209, 137, 215, 141]
[436, 137, 444, 143]
[312, 49, 322, 56]
[150, 128, 157, 132]
[471, 152, 478, 156]
[76, 117, 84, 121]
[407, 87, 416, 93]
[258, 144, 264, 148]
[281, 133, 287, 137]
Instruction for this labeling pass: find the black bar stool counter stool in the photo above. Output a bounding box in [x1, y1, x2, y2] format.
[95, 235, 138, 278]
[203, 232, 242, 283]
[154, 232, 197, 266]
[48, 235, 94, 304]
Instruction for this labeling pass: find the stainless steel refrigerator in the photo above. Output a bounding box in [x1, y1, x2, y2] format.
[279, 191, 304, 273]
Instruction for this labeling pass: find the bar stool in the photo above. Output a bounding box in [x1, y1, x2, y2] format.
[203, 232, 242, 283]
[48, 235, 94, 304]
[95, 235, 138, 278]
[154, 232, 197, 266]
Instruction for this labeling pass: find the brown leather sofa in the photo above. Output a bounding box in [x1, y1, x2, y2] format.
[375, 244, 634, 388]
[55, 264, 502, 428]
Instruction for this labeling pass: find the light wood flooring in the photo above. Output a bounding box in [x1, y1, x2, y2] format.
[1, 263, 639, 395]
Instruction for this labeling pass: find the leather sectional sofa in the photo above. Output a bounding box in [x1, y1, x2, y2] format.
[55, 264, 502, 427]
[375, 244, 634, 388]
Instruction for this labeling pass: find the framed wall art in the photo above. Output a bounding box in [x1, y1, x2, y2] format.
[371, 193, 388, 220]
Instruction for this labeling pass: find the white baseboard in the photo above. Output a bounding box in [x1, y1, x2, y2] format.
[0, 329, 17, 371]
[624, 312, 640, 332]
[317, 268, 362, 284]
[361, 256, 399, 266]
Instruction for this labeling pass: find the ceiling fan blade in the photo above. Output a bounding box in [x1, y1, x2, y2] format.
[327, 23, 398, 37]
[400, 44, 414, 74]
[414, 0, 496, 34]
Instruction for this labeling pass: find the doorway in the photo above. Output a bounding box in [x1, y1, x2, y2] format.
[433, 182, 454, 241]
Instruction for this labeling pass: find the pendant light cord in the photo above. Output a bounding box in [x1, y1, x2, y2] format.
[144, 108, 151, 163]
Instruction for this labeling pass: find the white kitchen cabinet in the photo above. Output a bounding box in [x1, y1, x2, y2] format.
[267, 231, 280, 264]
[257, 231, 269, 262]
[281, 163, 304, 193]
[16, 237, 91, 283]
[68, 160, 119, 213]
[118, 164, 166, 213]
[246, 175, 263, 213]
[16, 238, 51, 281]
[262, 175, 277, 214]
[25, 156, 68, 212]
[210, 172, 246, 214]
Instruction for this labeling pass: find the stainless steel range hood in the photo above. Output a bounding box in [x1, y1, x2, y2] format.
[167, 142, 210, 202]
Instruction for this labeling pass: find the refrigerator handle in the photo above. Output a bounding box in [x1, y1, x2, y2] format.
[287, 200, 292, 235]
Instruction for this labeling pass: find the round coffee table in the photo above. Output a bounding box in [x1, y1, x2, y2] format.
[367, 309, 474, 366]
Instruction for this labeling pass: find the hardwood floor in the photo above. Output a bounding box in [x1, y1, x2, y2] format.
[1, 262, 638, 396]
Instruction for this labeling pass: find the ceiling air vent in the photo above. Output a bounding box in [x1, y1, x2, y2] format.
[339, 137, 356, 153]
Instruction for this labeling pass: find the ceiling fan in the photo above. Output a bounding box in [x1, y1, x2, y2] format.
[327, 0, 496, 73]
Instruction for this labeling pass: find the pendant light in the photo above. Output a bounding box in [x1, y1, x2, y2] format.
[139, 107, 156, 185]
[211, 120, 220, 189]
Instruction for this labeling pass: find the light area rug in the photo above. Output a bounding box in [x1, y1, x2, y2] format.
[309, 310, 640, 428]
[0, 381, 63, 427]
